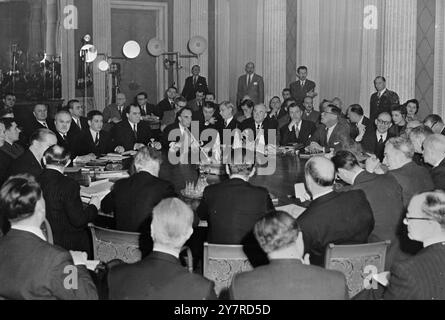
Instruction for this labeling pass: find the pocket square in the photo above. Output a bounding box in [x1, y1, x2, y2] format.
[253, 82, 258, 86]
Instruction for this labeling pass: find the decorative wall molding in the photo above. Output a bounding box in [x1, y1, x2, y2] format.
[433, 0, 445, 118]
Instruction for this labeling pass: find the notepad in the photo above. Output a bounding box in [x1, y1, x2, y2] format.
[80, 179, 113, 201]
[276, 204, 306, 219]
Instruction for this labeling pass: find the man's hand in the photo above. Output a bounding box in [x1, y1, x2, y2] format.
[306, 142, 324, 153]
[70, 251, 88, 266]
[89, 195, 101, 210]
[114, 146, 125, 154]
[208, 117, 217, 125]
[133, 143, 145, 151]
[110, 117, 121, 124]
[302, 253, 311, 265]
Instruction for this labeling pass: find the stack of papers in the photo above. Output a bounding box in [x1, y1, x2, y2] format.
[98, 153, 130, 162]
[80, 179, 113, 203]
[275, 204, 306, 219]
[94, 171, 129, 180]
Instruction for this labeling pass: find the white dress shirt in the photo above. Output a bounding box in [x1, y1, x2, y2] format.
[326, 123, 337, 142]
[11, 225, 46, 241]
[376, 131, 388, 142]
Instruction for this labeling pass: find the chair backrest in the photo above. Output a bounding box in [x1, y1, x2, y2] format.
[88, 223, 142, 264]
[41, 218, 54, 244]
[324, 241, 390, 298]
[203, 242, 253, 296]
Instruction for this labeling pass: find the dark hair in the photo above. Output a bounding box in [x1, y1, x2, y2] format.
[254, 211, 301, 254]
[87, 110, 103, 121]
[67, 99, 80, 110]
[203, 101, 216, 111]
[391, 105, 407, 117]
[0, 117, 17, 131]
[240, 99, 255, 110]
[288, 103, 302, 113]
[166, 86, 177, 92]
[326, 105, 342, 117]
[424, 114, 444, 125]
[349, 104, 364, 116]
[332, 150, 360, 171]
[205, 92, 215, 99]
[375, 76, 386, 82]
[43, 145, 71, 166]
[174, 96, 187, 105]
[282, 88, 291, 94]
[136, 92, 148, 99]
[29, 128, 56, 145]
[2, 93, 15, 99]
[297, 66, 308, 73]
[195, 88, 206, 95]
[191, 65, 200, 70]
[126, 104, 141, 115]
[33, 104, 48, 112]
[0, 175, 42, 223]
[177, 106, 193, 118]
[0, 107, 14, 118]
[404, 99, 420, 115]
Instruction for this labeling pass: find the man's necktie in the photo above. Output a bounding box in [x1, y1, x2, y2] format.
[193, 77, 197, 87]
[62, 134, 67, 141]
[42, 122, 48, 128]
[248, 75, 252, 87]
[294, 125, 300, 139]
[133, 124, 137, 140]
[76, 119, 81, 130]
[95, 132, 100, 146]
[224, 120, 228, 128]
[379, 135, 384, 144]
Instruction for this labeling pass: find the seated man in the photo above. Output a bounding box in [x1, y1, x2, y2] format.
[101, 147, 176, 237]
[161, 96, 187, 130]
[408, 125, 433, 166]
[197, 149, 274, 245]
[193, 101, 222, 148]
[355, 191, 445, 300]
[301, 96, 321, 125]
[297, 157, 374, 266]
[240, 103, 279, 151]
[0, 175, 98, 300]
[218, 101, 240, 146]
[102, 92, 127, 132]
[74, 110, 113, 157]
[229, 211, 348, 300]
[308, 105, 351, 153]
[424, 114, 445, 135]
[0, 118, 25, 159]
[10, 129, 57, 178]
[108, 198, 216, 300]
[280, 103, 316, 146]
[188, 88, 206, 113]
[423, 134, 445, 191]
[66, 99, 89, 135]
[51, 110, 78, 156]
[360, 112, 395, 162]
[23, 103, 52, 138]
[347, 104, 371, 141]
[38, 145, 100, 256]
[332, 150, 404, 269]
[157, 86, 178, 118]
[112, 105, 153, 152]
[0, 119, 12, 186]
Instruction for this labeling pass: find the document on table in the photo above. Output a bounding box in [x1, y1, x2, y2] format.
[294, 183, 311, 202]
[80, 179, 113, 202]
[275, 204, 306, 219]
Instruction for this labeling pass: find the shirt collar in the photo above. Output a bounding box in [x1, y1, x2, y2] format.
[327, 123, 337, 132]
[128, 119, 137, 128]
[433, 156, 445, 168]
[153, 245, 179, 259]
[378, 88, 387, 96]
[357, 116, 364, 126]
[424, 238, 445, 249]
[351, 169, 365, 185]
[313, 189, 333, 200]
[90, 128, 99, 138]
[376, 131, 388, 140]
[225, 116, 233, 125]
[11, 225, 46, 241]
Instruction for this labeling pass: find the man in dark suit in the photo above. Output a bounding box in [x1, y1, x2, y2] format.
[101, 147, 176, 236]
[23, 103, 53, 139]
[193, 101, 222, 148]
[67, 99, 89, 136]
[108, 198, 216, 300]
[197, 151, 274, 245]
[0, 175, 98, 300]
[182, 65, 208, 102]
[423, 134, 445, 191]
[240, 103, 279, 148]
[0, 119, 12, 185]
[268, 96, 288, 128]
[408, 125, 433, 167]
[157, 86, 178, 118]
[230, 211, 348, 300]
[308, 105, 351, 153]
[347, 104, 371, 141]
[188, 88, 206, 113]
[369, 76, 400, 123]
[236, 62, 264, 105]
[38, 145, 99, 256]
[218, 101, 240, 146]
[355, 191, 445, 300]
[10, 129, 57, 178]
[102, 92, 127, 132]
[301, 96, 321, 125]
[297, 157, 374, 266]
[289, 66, 317, 106]
[333, 150, 404, 269]
[424, 114, 445, 136]
[360, 112, 394, 161]
[112, 105, 153, 152]
[136, 92, 162, 139]
[74, 110, 113, 157]
[280, 103, 316, 146]
[0, 118, 24, 159]
[51, 110, 79, 157]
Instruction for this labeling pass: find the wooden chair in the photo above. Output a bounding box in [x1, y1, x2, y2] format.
[88, 223, 142, 264]
[41, 218, 54, 244]
[203, 242, 253, 296]
[324, 241, 391, 298]
[88, 223, 194, 271]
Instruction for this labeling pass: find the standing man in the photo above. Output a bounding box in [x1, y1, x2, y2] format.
[289, 66, 317, 106]
[237, 62, 264, 106]
[182, 65, 208, 102]
[370, 76, 400, 123]
[66, 100, 88, 135]
[102, 92, 127, 131]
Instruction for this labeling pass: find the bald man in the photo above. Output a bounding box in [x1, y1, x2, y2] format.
[423, 134, 445, 191]
[296, 157, 374, 266]
[237, 62, 264, 105]
[103, 93, 127, 131]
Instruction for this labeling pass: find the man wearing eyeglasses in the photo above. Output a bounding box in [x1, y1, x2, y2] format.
[424, 114, 445, 136]
[360, 112, 395, 162]
[423, 134, 445, 191]
[307, 105, 351, 154]
[354, 191, 445, 300]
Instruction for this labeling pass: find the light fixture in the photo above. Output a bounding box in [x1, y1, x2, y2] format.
[98, 60, 110, 72]
[122, 41, 141, 59]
